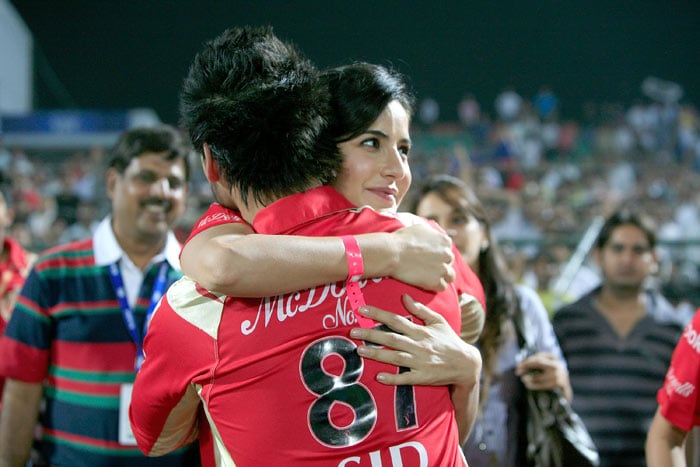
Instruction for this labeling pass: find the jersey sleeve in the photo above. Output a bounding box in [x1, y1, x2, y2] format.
[129, 277, 222, 456]
[402, 214, 486, 313]
[182, 203, 249, 247]
[657, 309, 700, 432]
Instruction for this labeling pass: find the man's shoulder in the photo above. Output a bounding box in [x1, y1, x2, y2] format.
[34, 238, 95, 268]
[552, 291, 597, 323]
[193, 203, 246, 230]
[161, 276, 226, 338]
[646, 291, 689, 329]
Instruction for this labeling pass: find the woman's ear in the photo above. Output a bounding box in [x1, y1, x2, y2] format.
[202, 144, 221, 183]
[479, 225, 490, 252]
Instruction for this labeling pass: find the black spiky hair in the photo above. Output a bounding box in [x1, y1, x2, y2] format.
[179, 25, 338, 206]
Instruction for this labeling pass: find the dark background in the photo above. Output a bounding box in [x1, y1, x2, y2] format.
[10, 0, 700, 124]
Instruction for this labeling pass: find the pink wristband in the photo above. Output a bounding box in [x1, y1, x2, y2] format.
[341, 236, 371, 327]
[342, 235, 364, 282]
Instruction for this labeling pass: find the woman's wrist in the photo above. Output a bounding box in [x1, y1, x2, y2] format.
[354, 232, 398, 279]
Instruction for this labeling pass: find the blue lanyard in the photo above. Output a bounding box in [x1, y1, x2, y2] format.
[108, 261, 169, 371]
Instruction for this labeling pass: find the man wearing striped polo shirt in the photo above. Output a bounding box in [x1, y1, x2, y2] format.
[553, 208, 687, 467]
[0, 126, 199, 467]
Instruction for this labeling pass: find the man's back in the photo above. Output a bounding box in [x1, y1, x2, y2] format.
[132, 187, 467, 466]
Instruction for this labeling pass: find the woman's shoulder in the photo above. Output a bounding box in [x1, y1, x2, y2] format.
[514, 284, 544, 310]
[515, 284, 552, 325]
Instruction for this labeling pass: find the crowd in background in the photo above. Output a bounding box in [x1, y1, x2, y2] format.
[2, 84, 700, 314]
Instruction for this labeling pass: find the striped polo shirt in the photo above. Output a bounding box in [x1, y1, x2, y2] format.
[552, 288, 685, 467]
[0, 218, 198, 467]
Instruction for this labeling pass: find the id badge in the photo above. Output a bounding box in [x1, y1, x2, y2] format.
[118, 383, 137, 445]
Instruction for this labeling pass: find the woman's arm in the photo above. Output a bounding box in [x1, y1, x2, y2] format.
[514, 285, 573, 400]
[180, 221, 456, 297]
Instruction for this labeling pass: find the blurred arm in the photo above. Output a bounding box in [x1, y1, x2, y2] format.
[0, 379, 43, 467]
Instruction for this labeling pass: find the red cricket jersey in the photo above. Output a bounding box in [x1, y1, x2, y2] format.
[183, 203, 247, 246]
[131, 187, 474, 466]
[657, 309, 700, 431]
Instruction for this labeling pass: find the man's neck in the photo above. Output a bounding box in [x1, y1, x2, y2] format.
[113, 229, 165, 271]
[236, 193, 273, 225]
[598, 283, 645, 305]
[595, 284, 647, 338]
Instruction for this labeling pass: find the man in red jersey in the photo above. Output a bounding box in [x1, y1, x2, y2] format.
[647, 309, 700, 466]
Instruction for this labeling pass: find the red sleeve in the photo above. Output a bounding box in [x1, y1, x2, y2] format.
[130, 278, 220, 456]
[183, 203, 249, 247]
[419, 217, 485, 312]
[657, 309, 700, 432]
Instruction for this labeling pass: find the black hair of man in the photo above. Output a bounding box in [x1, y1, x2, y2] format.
[180, 25, 339, 207]
[108, 125, 192, 182]
[595, 207, 658, 249]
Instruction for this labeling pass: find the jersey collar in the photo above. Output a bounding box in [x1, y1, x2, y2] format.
[253, 186, 356, 234]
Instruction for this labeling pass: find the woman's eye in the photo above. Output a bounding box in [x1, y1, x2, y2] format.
[361, 138, 380, 148]
[399, 145, 411, 157]
[451, 216, 468, 226]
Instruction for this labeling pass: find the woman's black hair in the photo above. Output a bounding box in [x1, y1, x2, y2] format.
[315, 63, 415, 174]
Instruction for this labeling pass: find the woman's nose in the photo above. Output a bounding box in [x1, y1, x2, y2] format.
[381, 147, 408, 179]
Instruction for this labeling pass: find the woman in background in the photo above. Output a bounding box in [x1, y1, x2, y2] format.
[411, 174, 571, 466]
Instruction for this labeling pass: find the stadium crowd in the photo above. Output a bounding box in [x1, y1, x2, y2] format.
[1, 85, 699, 315]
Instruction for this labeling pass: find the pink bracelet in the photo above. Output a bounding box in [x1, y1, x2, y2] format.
[341, 236, 370, 327]
[342, 235, 364, 282]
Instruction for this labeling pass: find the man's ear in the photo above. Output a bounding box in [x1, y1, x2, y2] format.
[593, 248, 602, 268]
[202, 143, 221, 183]
[105, 168, 118, 200]
[649, 249, 660, 276]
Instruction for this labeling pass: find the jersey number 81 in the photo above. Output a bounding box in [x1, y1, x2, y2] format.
[300, 336, 417, 448]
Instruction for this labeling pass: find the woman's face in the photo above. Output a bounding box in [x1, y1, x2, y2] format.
[333, 100, 412, 212]
[415, 191, 487, 270]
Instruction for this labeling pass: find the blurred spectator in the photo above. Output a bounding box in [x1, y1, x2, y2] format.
[552, 208, 687, 467]
[0, 189, 36, 411]
[522, 247, 568, 316]
[533, 85, 559, 121]
[495, 87, 523, 122]
[418, 96, 440, 126]
[58, 199, 100, 244]
[53, 171, 81, 225]
[410, 174, 571, 466]
[0, 139, 11, 174]
[458, 93, 481, 127]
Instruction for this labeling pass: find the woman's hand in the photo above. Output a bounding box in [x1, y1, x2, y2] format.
[349, 294, 480, 388]
[348, 294, 481, 442]
[390, 224, 455, 292]
[515, 351, 573, 401]
[459, 294, 485, 344]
